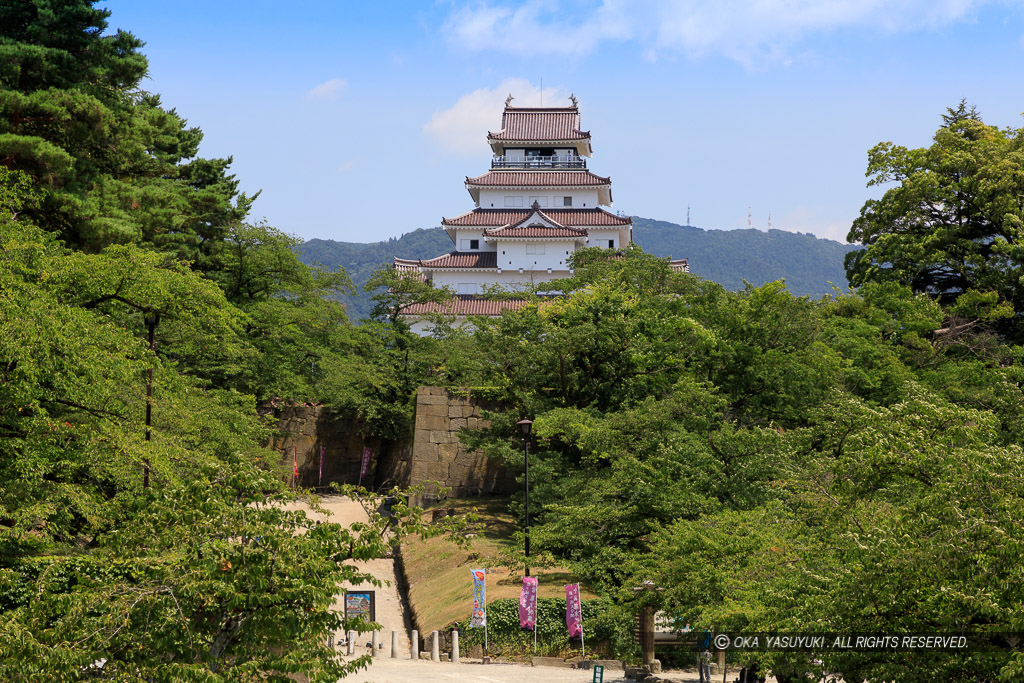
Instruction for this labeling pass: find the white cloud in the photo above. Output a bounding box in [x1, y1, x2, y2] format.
[780, 205, 854, 242]
[441, 0, 1003, 65]
[423, 78, 570, 156]
[305, 78, 348, 102]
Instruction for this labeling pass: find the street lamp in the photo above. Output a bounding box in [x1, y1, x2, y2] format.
[516, 418, 533, 577]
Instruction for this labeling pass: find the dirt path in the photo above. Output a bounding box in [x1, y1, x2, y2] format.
[283, 495, 411, 657]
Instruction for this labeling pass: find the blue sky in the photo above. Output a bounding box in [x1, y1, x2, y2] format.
[103, 0, 1024, 244]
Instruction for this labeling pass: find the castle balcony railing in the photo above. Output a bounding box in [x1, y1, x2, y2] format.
[491, 155, 587, 169]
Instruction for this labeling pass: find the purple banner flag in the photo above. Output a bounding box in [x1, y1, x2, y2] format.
[469, 569, 487, 628]
[359, 447, 371, 485]
[519, 577, 538, 629]
[565, 583, 582, 638]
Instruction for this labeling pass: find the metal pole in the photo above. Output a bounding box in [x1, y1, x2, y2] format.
[524, 438, 530, 577]
[579, 585, 585, 658]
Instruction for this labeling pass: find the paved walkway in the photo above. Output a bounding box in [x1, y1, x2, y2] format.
[344, 657, 776, 682]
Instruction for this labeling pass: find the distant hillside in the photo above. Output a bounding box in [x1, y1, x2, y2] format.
[297, 228, 453, 321]
[297, 219, 860, 321]
[632, 217, 858, 296]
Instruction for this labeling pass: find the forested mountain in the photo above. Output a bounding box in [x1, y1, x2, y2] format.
[631, 216, 858, 295]
[297, 219, 859, 321]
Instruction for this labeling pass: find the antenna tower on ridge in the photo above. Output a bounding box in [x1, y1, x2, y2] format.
[748, 205, 752, 229]
[768, 211, 772, 230]
[687, 205, 691, 226]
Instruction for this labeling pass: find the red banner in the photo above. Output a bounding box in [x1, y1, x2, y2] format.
[565, 583, 582, 637]
[519, 577, 538, 629]
[293, 445, 298, 478]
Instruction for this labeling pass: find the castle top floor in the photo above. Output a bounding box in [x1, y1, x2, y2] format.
[487, 95, 593, 167]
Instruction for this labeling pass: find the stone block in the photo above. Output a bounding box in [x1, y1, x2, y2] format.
[426, 463, 449, 480]
[429, 430, 451, 444]
[412, 441, 439, 462]
[449, 405, 463, 418]
[437, 443, 459, 461]
[454, 450, 479, 466]
[421, 404, 450, 418]
[421, 416, 449, 432]
[579, 660, 625, 671]
[449, 418, 468, 431]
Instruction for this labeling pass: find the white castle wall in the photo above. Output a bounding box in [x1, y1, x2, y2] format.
[477, 189, 601, 209]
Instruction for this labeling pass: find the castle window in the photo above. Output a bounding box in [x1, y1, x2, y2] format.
[526, 244, 545, 255]
[562, 196, 573, 207]
[504, 196, 523, 207]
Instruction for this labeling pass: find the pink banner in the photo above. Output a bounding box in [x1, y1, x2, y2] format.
[519, 577, 538, 629]
[359, 447, 371, 484]
[565, 584, 582, 637]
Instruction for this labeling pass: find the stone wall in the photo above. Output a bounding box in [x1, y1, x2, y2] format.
[262, 388, 514, 497]
[409, 387, 516, 498]
[261, 403, 409, 490]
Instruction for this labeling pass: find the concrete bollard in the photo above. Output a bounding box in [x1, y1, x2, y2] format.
[411, 629, 419, 660]
[346, 630, 355, 656]
[431, 630, 440, 662]
[372, 631, 380, 657]
[451, 630, 460, 664]
[391, 630, 399, 658]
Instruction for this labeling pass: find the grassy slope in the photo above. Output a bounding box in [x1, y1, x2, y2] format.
[402, 497, 593, 633]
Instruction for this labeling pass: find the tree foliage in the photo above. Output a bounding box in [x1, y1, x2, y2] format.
[0, 0, 252, 260]
[463, 246, 1024, 681]
[846, 101, 1024, 338]
[0, 3, 464, 678]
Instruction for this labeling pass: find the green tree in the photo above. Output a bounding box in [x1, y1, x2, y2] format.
[846, 102, 1024, 336]
[0, 217, 461, 680]
[0, 0, 252, 259]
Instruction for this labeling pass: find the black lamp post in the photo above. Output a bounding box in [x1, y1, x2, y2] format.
[516, 418, 533, 577]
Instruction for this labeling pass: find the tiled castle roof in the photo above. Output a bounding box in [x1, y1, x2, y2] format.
[483, 225, 587, 238]
[487, 107, 590, 142]
[442, 208, 631, 227]
[395, 252, 498, 270]
[401, 295, 529, 316]
[465, 170, 610, 187]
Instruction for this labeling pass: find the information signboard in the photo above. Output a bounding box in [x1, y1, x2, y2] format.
[344, 590, 376, 624]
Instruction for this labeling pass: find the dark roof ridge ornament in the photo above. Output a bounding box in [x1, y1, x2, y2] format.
[505, 93, 515, 107]
[569, 93, 578, 108]
[531, 200, 541, 210]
